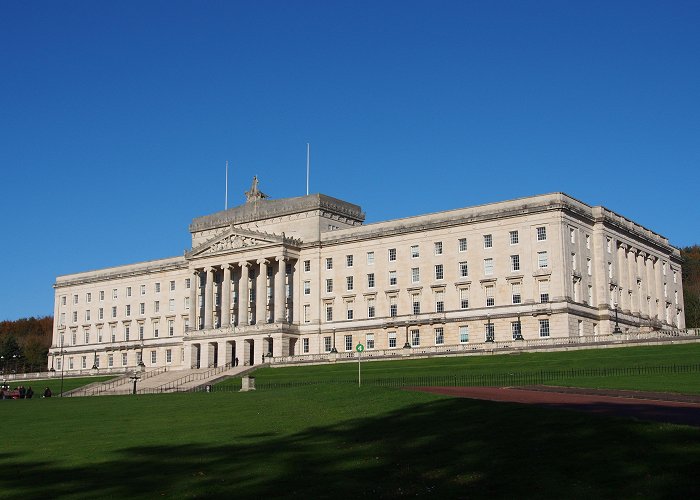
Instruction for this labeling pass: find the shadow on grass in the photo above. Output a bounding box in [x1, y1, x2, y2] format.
[3, 397, 699, 499]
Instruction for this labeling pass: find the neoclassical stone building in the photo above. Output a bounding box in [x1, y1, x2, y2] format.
[50, 181, 685, 373]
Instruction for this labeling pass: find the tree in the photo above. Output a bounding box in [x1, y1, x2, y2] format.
[681, 245, 700, 328]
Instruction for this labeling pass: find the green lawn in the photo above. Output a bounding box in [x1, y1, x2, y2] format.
[2, 344, 700, 498]
[1, 385, 699, 499]
[217, 343, 700, 394]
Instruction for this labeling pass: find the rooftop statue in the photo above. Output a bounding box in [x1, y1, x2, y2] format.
[245, 175, 269, 202]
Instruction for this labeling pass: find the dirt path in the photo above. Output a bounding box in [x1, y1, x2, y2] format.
[407, 385, 700, 427]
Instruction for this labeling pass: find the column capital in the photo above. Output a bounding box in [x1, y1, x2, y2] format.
[239, 261, 251, 268]
[221, 263, 233, 271]
[257, 258, 270, 266]
[275, 255, 287, 263]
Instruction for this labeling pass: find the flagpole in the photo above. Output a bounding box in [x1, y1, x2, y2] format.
[306, 143, 310, 196]
[225, 160, 229, 209]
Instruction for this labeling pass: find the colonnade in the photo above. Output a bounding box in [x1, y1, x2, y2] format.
[188, 256, 293, 331]
[615, 243, 675, 324]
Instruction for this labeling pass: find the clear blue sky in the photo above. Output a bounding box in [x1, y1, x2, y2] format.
[1, 1, 698, 321]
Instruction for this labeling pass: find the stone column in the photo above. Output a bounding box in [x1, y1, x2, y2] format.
[238, 262, 250, 326]
[254, 337, 265, 365]
[256, 259, 269, 325]
[204, 267, 214, 330]
[222, 264, 232, 327]
[646, 256, 656, 320]
[275, 256, 286, 323]
[617, 244, 629, 312]
[655, 258, 665, 321]
[627, 249, 638, 315]
[189, 269, 198, 330]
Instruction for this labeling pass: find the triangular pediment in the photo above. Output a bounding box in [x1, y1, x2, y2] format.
[187, 227, 288, 258]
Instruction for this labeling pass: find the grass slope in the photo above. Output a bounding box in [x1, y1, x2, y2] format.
[1, 386, 699, 499]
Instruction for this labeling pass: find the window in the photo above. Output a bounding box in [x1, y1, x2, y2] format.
[346, 301, 354, 320]
[324, 336, 332, 352]
[136, 352, 142, 366]
[71, 330, 77, 345]
[367, 298, 375, 318]
[458, 238, 467, 252]
[673, 270, 677, 284]
[606, 237, 612, 253]
[484, 258, 494, 276]
[539, 281, 550, 303]
[185, 278, 191, 289]
[108, 354, 114, 367]
[388, 248, 397, 261]
[326, 305, 333, 322]
[94, 356, 100, 368]
[153, 322, 159, 338]
[571, 253, 577, 270]
[125, 305, 131, 317]
[511, 321, 522, 340]
[124, 326, 130, 341]
[184, 297, 190, 310]
[459, 288, 469, 309]
[389, 296, 397, 317]
[366, 333, 375, 349]
[304, 281, 311, 295]
[346, 276, 354, 291]
[435, 264, 444, 280]
[539, 319, 550, 337]
[538, 251, 549, 269]
[367, 273, 375, 288]
[588, 285, 593, 305]
[154, 301, 160, 313]
[608, 262, 613, 279]
[139, 303, 145, 315]
[411, 329, 420, 347]
[126, 287, 132, 297]
[69, 311, 75, 323]
[99, 290, 105, 301]
[411, 267, 420, 283]
[509, 230, 519, 245]
[97, 327, 102, 342]
[170, 281, 175, 291]
[434, 327, 444, 345]
[74, 294, 78, 304]
[537, 227, 547, 241]
[122, 353, 128, 366]
[483, 234, 493, 248]
[86, 292, 92, 303]
[586, 234, 591, 249]
[112, 289, 118, 300]
[151, 351, 157, 364]
[85, 310, 91, 322]
[485, 285, 495, 307]
[84, 330, 90, 344]
[166, 349, 172, 363]
[663, 261, 667, 275]
[412, 294, 421, 315]
[303, 260, 311, 272]
[168, 320, 174, 336]
[169, 299, 175, 312]
[389, 270, 397, 287]
[326, 258, 333, 270]
[61, 296, 66, 306]
[435, 291, 444, 313]
[98, 308, 103, 320]
[155, 282, 161, 293]
[110, 326, 116, 343]
[326, 279, 333, 293]
[587, 258, 592, 276]
[570, 227, 576, 243]
[139, 324, 144, 340]
[511, 255, 520, 272]
[511, 282, 522, 304]
[434, 242, 443, 255]
[366, 251, 375, 265]
[303, 304, 310, 323]
[411, 245, 419, 258]
[59, 313, 65, 326]
[459, 326, 469, 343]
[344, 335, 352, 351]
[388, 331, 397, 348]
[346, 255, 354, 267]
[140, 285, 146, 295]
[302, 338, 309, 353]
[459, 261, 468, 278]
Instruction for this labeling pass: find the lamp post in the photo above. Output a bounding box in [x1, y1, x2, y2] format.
[59, 344, 67, 397]
[514, 314, 524, 341]
[613, 302, 622, 334]
[486, 315, 494, 342]
[130, 371, 141, 395]
[92, 349, 98, 371]
[403, 324, 411, 349]
[0, 355, 4, 375]
[330, 328, 338, 353]
[266, 334, 272, 358]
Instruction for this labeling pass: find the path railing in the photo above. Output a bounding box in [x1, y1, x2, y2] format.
[141, 363, 234, 394]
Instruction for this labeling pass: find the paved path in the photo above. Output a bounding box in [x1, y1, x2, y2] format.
[408, 385, 700, 427]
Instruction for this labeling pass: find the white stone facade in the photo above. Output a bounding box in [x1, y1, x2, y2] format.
[49, 189, 685, 373]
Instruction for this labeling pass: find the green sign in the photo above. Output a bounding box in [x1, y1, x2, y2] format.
[356, 343, 365, 353]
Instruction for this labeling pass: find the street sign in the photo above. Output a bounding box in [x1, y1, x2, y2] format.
[356, 343, 365, 352]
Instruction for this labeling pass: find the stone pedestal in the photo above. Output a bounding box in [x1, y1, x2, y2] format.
[240, 375, 256, 392]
